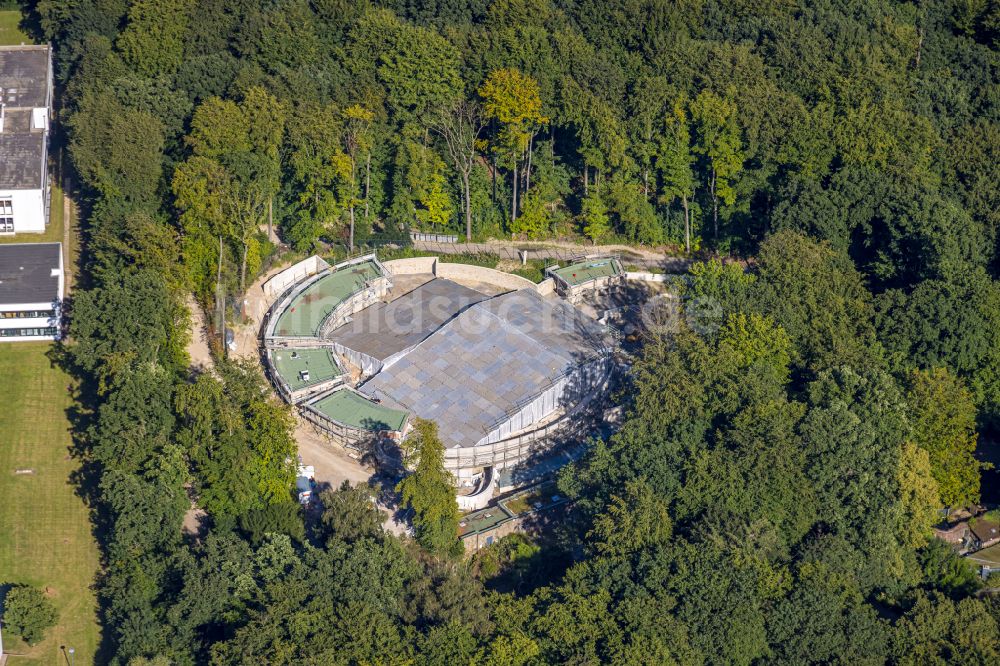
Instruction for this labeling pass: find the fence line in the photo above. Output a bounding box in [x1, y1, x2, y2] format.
[409, 239, 689, 270]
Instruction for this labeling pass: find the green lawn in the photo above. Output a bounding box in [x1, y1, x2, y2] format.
[0, 10, 28, 46]
[501, 483, 558, 516]
[0, 343, 101, 664]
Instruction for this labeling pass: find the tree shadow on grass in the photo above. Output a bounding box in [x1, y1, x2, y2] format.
[45, 341, 114, 666]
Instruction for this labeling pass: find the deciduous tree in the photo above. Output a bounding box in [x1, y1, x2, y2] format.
[906, 368, 982, 511]
[397, 419, 462, 557]
[0, 585, 58, 646]
[479, 68, 547, 227]
[691, 90, 743, 243]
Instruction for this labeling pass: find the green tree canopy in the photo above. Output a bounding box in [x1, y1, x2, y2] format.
[397, 419, 462, 557]
[1, 585, 58, 646]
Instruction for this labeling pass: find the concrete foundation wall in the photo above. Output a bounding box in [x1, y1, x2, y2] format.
[463, 516, 523, 552]
[435, 261, 537, 293]
[456, 468, 496, 511]
[625, 271, 667, 283]
[384, 257, 556, 297]
[383, 257, 437, 275]
[263, 255, 330, 300]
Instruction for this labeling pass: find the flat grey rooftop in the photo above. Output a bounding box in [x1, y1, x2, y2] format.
[0, 117, 44, 189]
[0, 47, 49, 108]
[0, 243, 61, 304]
[330, 278, 487, 362]
[359, 289, 611, 449]
[0, 47, 49, 190]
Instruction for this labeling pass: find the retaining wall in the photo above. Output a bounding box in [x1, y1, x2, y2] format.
[625, 271, 667, 283]
[383, 257, 549, 295]
[263, 255, 330, 300]
[456, 468, 497, 512]
[317, 277, 390, 336]
[383, 257, 437, 275]
[535, 278, 556, 296]
[435, 261, 538, 293]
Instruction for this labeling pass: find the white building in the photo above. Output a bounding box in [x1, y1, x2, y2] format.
[0, 45, 52, 235]
[0, 242, 63, 341]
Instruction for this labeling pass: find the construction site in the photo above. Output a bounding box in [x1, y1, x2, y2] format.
[258, 252, 637, 508]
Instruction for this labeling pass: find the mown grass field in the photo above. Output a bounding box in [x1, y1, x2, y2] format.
[0, 343, 100, 664]
[0, 10, 28, 46]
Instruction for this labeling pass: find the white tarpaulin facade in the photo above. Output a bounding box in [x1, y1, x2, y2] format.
[359, 289, 615, 479]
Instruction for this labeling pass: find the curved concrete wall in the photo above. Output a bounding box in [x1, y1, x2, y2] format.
[383, 257, 437, 275]
[263, 255, 330, 300]
[435, 261, 538, 293]
[456, 467, 496, 511]
[383, 256, 550, 295]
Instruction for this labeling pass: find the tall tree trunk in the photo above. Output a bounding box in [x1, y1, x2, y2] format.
[525, 135, 533, 198]
[463, 172, 472, 242]
[349, 206, 356, 252]
[217, 235, 224, 353]
[711, 169, 719, 243]
[682, 194, 690, 254]
[511, 160, 518, 225]
[491, 150, 497, 206]
[643, 169, 649, 198]
[584, 165, 588, 195]
[349, 157, 357, 252]
[364, 152, 371, 220]
[267, 197, 273, 242]
[240, 242, 248, 296]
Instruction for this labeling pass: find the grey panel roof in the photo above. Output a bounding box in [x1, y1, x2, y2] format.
[0, 47, 49, 190]
[359, 289, 611, 449]
[0, 47, 49, 109]
[0, 243, 61, 304]
[0, 116, 44, 189]
[330, 278, 488, 361]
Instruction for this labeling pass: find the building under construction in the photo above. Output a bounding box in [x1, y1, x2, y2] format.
[262, 253, 616, 503]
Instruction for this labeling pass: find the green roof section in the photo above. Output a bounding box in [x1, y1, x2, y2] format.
[459, 505, 514, 537]
[310, 388, 409, 432]
[270, 348, 342, 392]
[551, 258, 622, 286]
[273, 260, 382, 337]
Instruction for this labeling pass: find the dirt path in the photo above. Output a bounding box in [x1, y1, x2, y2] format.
[412, 238, 691, 270]
[185, 294, 215, 372]
[295, 419, 408, 535]
[230, 261, 295, 361]
[62, 174, 75, 295]
[295, 420, 372, 488]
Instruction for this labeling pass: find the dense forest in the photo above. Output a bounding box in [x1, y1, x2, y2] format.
[19, 0, 1000, 663]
